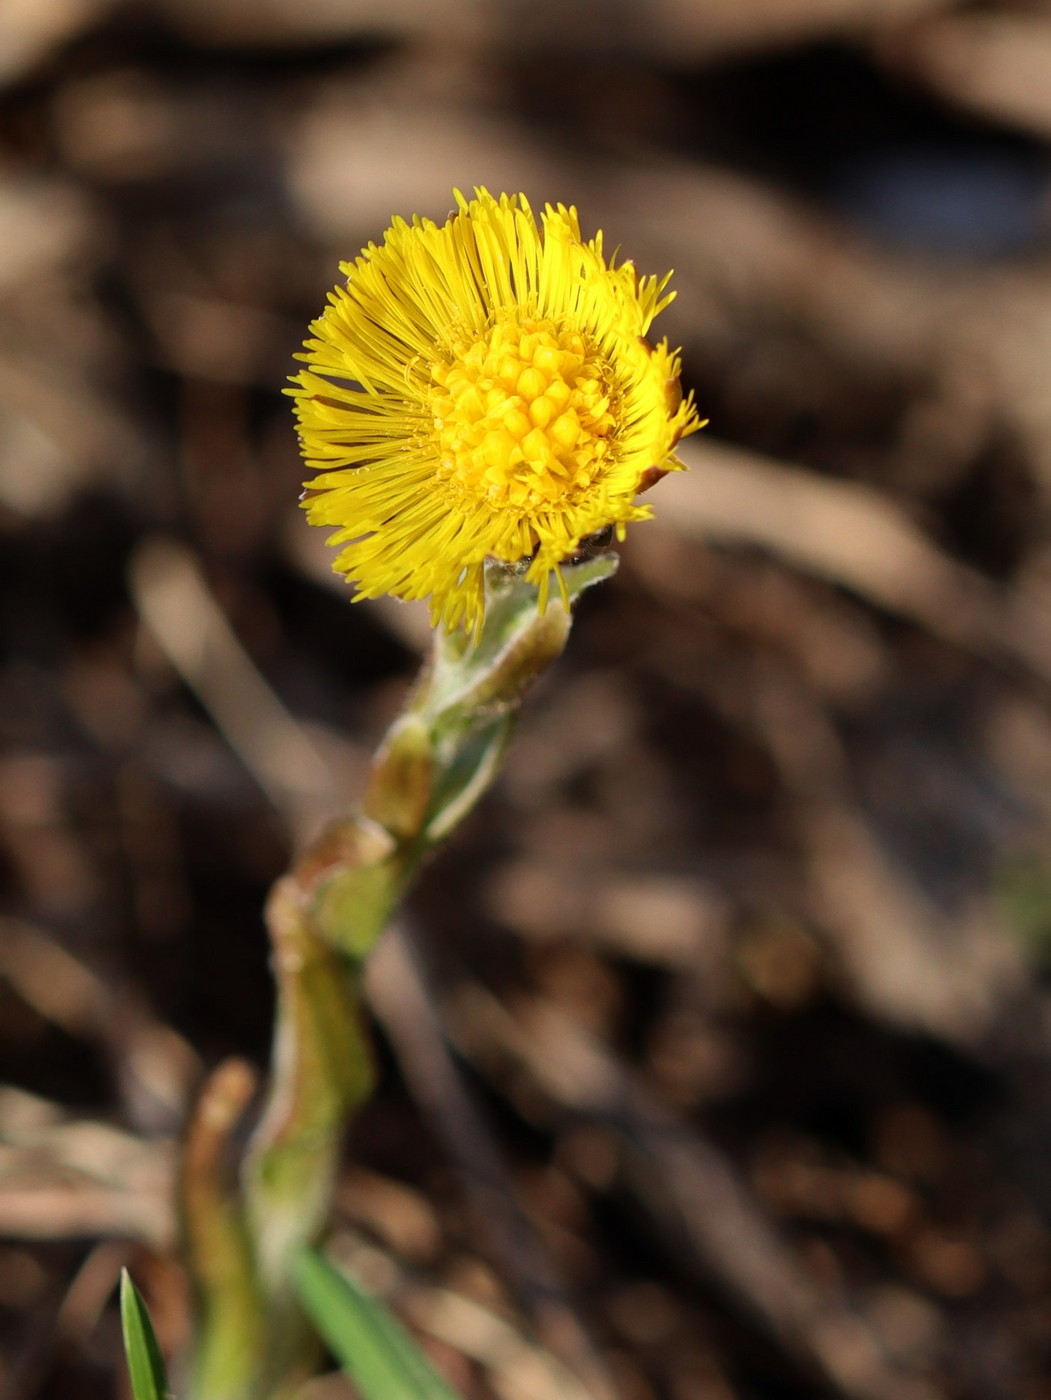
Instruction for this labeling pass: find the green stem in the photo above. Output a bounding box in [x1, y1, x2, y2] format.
[180, 556, 618, 1399]
[239, 876, 376, 1397]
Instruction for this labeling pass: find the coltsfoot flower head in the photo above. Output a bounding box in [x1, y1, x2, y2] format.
[290, 188, 701, 632]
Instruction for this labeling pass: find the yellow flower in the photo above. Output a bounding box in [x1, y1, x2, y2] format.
[290, 188, 701, 632]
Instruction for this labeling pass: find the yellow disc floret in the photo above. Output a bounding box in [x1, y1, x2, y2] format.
[289, 188, 702, 632]
[431, 315, 615, 511]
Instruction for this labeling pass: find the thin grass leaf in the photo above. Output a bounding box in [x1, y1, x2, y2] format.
[119, 1269, 172, 1400]
[293, 1249, 464, 1400]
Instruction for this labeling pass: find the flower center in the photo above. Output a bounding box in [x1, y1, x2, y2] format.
[429, 315, 617, 511]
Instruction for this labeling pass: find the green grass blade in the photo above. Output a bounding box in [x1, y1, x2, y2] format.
[119, 1269, 172, 1400]
[293, 1249, 464, 1400]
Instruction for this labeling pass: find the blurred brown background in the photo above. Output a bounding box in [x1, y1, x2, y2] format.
[8, 1, 1051, 1397]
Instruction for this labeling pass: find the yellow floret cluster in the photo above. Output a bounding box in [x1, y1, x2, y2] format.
[431, 315, 616, 511]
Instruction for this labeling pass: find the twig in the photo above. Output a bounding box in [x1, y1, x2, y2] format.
[366, 923, 616, 1400]
[129, 537, 339, 839]
[663, 439, 1051, 695]
[446, 984, 940, 1400]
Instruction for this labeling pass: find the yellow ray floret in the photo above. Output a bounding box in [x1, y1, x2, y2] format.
[289, 187, 702, 632]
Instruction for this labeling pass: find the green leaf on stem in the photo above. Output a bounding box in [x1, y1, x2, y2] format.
[119, 1269, 172, 1400]
[425, 713, 512, 841]
[293, 1249, 464, 1400]
[423, 554, 619, 718]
